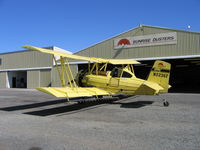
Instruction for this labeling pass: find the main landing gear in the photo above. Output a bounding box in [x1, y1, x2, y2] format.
[77, 96, 117, 104]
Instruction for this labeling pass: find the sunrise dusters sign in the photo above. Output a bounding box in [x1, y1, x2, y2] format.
[114, 32, 177, 49]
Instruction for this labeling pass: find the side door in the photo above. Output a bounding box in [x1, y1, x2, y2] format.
[109, 78, 120, 87]
[109, 68, 122, 87]
[118, 70, 134, 93]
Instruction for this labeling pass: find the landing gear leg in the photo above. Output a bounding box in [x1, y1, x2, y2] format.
[163, 99, 169, 107]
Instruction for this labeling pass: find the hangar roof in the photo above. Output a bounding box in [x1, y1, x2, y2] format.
[75, 25, 200, 60]
[75, 25, 200, 55]
[141, 25, 200, 34]
[0, 46, 72, 55]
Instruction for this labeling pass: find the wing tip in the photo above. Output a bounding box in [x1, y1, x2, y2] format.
[22, 45, 33, 50]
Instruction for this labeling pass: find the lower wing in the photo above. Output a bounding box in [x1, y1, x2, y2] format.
[37, 87, 111, 98]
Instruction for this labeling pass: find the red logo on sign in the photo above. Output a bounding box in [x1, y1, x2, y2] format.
[117, 39, 131, 46]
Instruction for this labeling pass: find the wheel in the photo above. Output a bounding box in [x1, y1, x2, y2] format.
[163, 101, 169, 107]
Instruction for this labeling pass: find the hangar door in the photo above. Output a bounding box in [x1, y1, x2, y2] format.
[169, 59, 200, 93]
[27, 70, 40, 88]
[134, 59, 200, 93]
[27, 69, 51, 88]
[7, 71, 27, 88]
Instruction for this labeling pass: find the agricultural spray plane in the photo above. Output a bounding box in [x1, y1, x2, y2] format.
[23, 45, 171, 106]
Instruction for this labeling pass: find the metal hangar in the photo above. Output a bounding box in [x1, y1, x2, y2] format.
[0, 46, 71, 88]
[73, 25, 200, 92]
[0, 25, 200, 92]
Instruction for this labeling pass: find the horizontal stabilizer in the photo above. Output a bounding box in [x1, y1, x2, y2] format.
[135, 81, 164, 95]
[143, 81, 164, 95]
[37, 87, 110, 98]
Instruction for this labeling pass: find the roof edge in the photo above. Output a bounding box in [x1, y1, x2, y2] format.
[134, 54, 200, 61]
[141, 24, 200, 34]
[0, 46, 66, 55]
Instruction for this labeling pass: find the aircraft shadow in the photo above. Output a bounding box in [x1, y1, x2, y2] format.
[24, 99, 153, 116]
[23, 96, 129, 116]
[113, 101, 154, 108]
[0, 97, 120, 116]
[0, 99, 67, 111]
[0, 96, 153, 116]
[24, 101, 109, 116]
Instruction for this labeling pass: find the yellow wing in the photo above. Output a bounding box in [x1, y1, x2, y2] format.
[22, 45, 116, 99]
[37, 87, 111, 98]
[22, 45, 140, 65]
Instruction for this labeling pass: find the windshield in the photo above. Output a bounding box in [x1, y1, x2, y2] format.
[110, 68, 122, 77]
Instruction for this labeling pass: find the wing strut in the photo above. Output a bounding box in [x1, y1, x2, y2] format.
[65, 58, 77, 88]
[60, 56, 68, 86]
[53, 56, 77, 88]
[60, 56, 77, 88]
[53, 56, 65, 87]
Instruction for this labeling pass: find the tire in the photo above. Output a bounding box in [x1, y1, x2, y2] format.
[163, 101, 169, 107]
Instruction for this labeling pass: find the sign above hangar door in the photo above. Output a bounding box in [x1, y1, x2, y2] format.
[114, 32, 177, 49]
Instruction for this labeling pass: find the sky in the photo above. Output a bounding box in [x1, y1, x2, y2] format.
[0, 0, 199, 53]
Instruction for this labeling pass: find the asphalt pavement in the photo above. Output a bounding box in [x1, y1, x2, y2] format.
[0, 89, 199, 150]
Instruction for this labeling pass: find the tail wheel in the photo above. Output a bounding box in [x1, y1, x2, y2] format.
[163, 101, 169, 107]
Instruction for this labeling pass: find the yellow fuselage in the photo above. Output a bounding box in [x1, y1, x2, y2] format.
[82, 71, 161, 95]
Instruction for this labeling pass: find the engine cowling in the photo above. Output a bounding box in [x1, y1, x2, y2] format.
[75, 69, 87, 86]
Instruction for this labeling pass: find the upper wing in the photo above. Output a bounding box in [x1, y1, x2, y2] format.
[23, 45, 140, 65]
[105, 59, 140, 65]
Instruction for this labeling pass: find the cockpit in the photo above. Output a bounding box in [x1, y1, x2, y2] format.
[110, 67, 133, 78]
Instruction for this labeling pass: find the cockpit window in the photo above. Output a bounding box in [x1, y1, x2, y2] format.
[111, 68, 122, 77]
[122, 71, 132, 78]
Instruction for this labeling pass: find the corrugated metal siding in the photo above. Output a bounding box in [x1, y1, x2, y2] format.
[51, 67, 60, 87]
[0, 50, 52, 69]
[0, 72, 7, 88]
[51, 64, 78, 87]
[75, 26, 200, 59]
[40, 69, 51, 87]
[27, 70, 40, 88]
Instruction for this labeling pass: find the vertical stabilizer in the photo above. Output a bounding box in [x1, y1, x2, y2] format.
[147, 60, 171, 93]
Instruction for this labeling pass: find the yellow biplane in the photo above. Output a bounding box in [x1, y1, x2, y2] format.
[23, 45, 171, 106]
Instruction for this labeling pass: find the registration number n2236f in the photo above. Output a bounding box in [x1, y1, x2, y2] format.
[153, 73, 168, 78]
